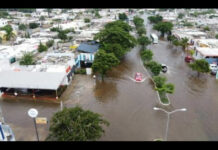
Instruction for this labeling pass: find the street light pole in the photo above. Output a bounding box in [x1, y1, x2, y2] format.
[28, 108, 39, 141]
[165, 113, 170, 141]
[153, 107, 187, 141]
[33, 118, 39, 141]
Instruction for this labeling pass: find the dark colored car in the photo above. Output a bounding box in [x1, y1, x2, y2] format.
[185, 56, 193, 63]
[161, 64, 167, 73]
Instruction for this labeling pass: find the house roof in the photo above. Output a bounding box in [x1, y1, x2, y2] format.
[0, 71, 66, 90]
[77, 42, 99, 53]
[196, 47, 218, 57]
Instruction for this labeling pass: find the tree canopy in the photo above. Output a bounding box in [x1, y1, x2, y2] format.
[92, 50, 120, 80]
[29, 23, 39, 29]
[153, 21, 173, 37]
[189, 59, 210, 76]
[145, 61, 162, 76]
[95, 24, 136, 50]
[153, 75, 175, 94]
[148, 15, 163, 24]
[46, 106, 109, 141]
[137, 27, 146, 36]
[133, 16, 144, 28]
[19, 24, 27, 31]
[104, 20, 132, 33]
[140, 49, 153, 62]
[137, 36, 151, 48]
[118, 13, 128, 21]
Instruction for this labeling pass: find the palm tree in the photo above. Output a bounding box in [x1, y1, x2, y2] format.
[2, 25, 16, 41]
[180, 38, 189, 50]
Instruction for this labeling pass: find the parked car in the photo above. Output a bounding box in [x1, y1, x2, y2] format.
[185, 56, 193, 63]
[211, 69, 217, 76]
[161, 64, 167, 73]
[210, 64, 218, 76]
[209, 64, 218, 71]
[135, 72, 143, 81]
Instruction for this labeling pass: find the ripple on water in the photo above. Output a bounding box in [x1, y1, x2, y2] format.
[184, 73, 208, 97]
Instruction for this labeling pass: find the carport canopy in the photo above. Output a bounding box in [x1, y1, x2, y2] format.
[0, 71, 66, 90]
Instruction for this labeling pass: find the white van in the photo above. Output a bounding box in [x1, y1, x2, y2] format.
[150, 33, 158, 44]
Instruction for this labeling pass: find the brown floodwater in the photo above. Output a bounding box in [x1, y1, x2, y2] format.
[0, 13, 218, 141]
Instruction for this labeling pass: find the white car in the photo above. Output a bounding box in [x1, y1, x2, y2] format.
[209, 64, 218, 71]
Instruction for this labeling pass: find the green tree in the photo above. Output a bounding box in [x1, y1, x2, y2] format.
[46, 40, 54, 48]
[29, 23, 39, 29]
[101, 43, 126, 59]
[172, 39, 180, 49]
[46, 106, 109, 141]
[167, 35, 177, 43]
[137, 36, 151, 49]
[19, 52, 34, 65]
[153, 75, 167, 88]
[215, 34, 218, 39]
[146, 61, 162, 76]
[203, 26, 210, 31]
[58, 30, 67, 41]
[0, 11, 9, 18]
[189, 59, 210, 77]
[133, 16, 144, 28]
[118, 13, 128, 21]
[94, 26, 136, 50]
[39, 16, 45, 21]
[1, 25, 16, 41]
[140, 49, 153, 62]
[153, 76, 175, 94]
[0, 37, 2, 44]
[179, 37, 189, 50]
[153, 22, 173, 37]
[177, 13, 184, 19]
[84, 18, 90, 23]
[104, 20, 132, 32]
[92, 50, 120, 80]
[137, 27, 146, 36]
[148, 15, 163, 24]
[18, 24, 27, 31]
[38, 42, 48, 52]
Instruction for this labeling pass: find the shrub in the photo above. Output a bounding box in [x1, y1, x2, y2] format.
[19, 24, 27, 30]
[38, 42, 48, 52]
[29, 23, 39, 29]
[46, 40, 54, 48]
[75, 68, 86, 74]
[146, 61, 162, 76]
[153, 75, 167, 88]
[84, 18, 90, 23]
[19, 52, 35, 65]
[141, 49, 153, 62]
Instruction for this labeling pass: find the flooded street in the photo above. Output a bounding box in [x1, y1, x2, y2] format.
[0, 12, 218, 141]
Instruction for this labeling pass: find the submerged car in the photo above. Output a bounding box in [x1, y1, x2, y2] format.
[135, 72, 143, 81]
[161, 64, 167, 73]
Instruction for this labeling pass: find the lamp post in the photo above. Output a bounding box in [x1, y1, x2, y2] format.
[28, 108, 39, 141]
[153, 107, 187, 141]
